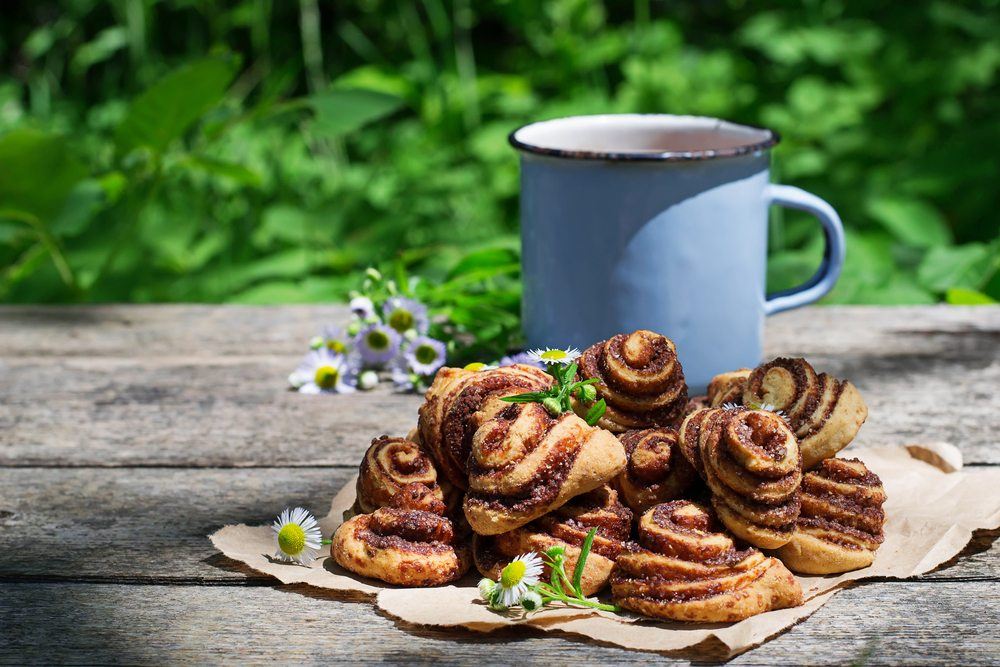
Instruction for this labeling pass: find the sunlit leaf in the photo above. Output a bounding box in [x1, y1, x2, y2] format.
[0, 129, 87, 220]
[917, 243, 996, 292]
[946, 288, 997, 305]
[116, 55, 239, 154]
[866, 197, 952, 248]
[307, 88, 404, 138]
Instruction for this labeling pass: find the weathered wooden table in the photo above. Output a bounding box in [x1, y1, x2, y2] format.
[1, 305, 997, 664]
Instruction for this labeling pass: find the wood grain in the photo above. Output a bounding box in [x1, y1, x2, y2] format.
[1, 305, 998, 664]
[1, 581, 996, 665]
[2, 305, 998, 466]
[0, 467, 994, 583]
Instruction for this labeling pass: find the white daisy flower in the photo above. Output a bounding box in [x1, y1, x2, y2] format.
[349, 296, 376, 320]
[272, 507, 323, 565]
[321, 325, 353, 355]
[288, 348, 357, 394]
[526, 347, 581, 366]
[464, 362, 498, 372]
[383, 296, 430, 335]
[497, 552, 543, 607]
[405, 336, 447, 376]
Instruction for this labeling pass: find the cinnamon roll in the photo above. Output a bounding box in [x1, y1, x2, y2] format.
[611, 501, 803, 622]
[347, 435, 451, 519]
[474, 485, 632, 596]
[707, 368, 751, 407]
[615, 427, 697, 514]
[573, 330, 688, 433]
[417, 364, 552, 489]
[743, 357, 868, 469]
[679, 407, 801, 549]
[776, 457, 886, 574]
[463, 401, 627, 535]
[331, 482, 471, 586]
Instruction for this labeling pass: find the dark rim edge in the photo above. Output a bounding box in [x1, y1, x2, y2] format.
[507, 116, 781, 162]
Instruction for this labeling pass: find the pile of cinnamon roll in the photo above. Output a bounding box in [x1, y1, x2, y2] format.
[331, 330, 886, 623]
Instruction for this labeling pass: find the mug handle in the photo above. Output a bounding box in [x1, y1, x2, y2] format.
[763, 184, 846, 316]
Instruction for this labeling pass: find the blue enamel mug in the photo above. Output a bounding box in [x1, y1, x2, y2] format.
[510, 114, 845, 390]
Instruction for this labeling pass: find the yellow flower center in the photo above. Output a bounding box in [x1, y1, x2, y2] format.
[314, 365, 340, 389]
[500, 559, 526, 588]
[414, 343, 438, 365]
[387, 309, 414, 333]
[464, 362, 488, 371]
[366, 329, 390, 350]
[540, 349, 568, 361]
[277, 523, 306, 556]
[326, 339, 346, 354]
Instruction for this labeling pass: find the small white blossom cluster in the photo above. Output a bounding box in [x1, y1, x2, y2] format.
[288, 269, 448, 394]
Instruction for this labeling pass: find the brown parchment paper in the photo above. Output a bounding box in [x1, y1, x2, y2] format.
[209, 443, 1000, 655]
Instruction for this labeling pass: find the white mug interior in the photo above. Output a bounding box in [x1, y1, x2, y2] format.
[511, 114, 776, 159]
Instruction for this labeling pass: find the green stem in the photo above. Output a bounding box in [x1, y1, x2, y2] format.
[0, 209, 79, 293]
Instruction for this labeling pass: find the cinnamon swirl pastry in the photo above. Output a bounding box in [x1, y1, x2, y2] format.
[776, 457, 886, 574]
[743, 357, 868, 469]
[331, 482, 471, 586]
[611, 501, 803, 622]
[474, 485, 632, 596]
[573, 330, 688, 433]
[418, 364, 552, 489]
[679, 407, 801, 549]
[707, 368, 751, 407]
[463, 401, 627, 535]
[346, 435, 451, 519]
[615, 427, 697, 514]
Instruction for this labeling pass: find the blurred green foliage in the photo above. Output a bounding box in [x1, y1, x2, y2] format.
[1, 0, 998, 306]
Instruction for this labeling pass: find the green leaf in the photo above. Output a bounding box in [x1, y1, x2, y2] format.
[917, 243, 996, 292]
[0, 129, 87, 220]
[946, 288, 997, 305]
[584, 399, 606, 426]
[866, 197, 952, 248]
[571, 528, 597, 596]
[116, 56, 239, 154]
[500, 391, 551, 404]
[71, 26, 128, 75]
[181, 155, 262, 187]
[308, 88, 404, 138]
[446, 247, 519, 280]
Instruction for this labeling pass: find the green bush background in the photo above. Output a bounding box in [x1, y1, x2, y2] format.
[1, 0, 998, 306]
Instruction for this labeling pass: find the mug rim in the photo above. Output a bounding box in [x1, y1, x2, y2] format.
[508, 113, 780, 162]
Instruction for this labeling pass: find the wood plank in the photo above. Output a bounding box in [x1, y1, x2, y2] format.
[0, 580, 996, 664]
[2, 305, 999, 467]
[0, 467, 995, 583]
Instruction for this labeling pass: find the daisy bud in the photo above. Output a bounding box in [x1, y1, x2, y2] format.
[546, 545, 565, 559]
[309, 336, 324, 350]
[577, 384, 598, 403]
[347, 321, 362, 336]
[521, 590, 544, 612]
[478, 578, 497, 602]
[403, 328, 418, 341]
[365, 267, 382, 282]
[542, 397, 563, 417]
[358, 370, 379, 391]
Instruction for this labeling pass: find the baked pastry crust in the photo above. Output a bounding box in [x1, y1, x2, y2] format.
[331, 483, 471, 586]
[776, 457, 886, 574]
[742, 357, 868, 469]
[463, 401, 626, 535]
[473, 485, 632, 596]
[347, 435, 451, 519]
[611, 501, 803, 622]
[418, 364, 552, 488]
[615, 427, 697, 514]
[680, 407, 801, 549]
[707, 368, 751, 407]
[573, 330, 688, 432]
